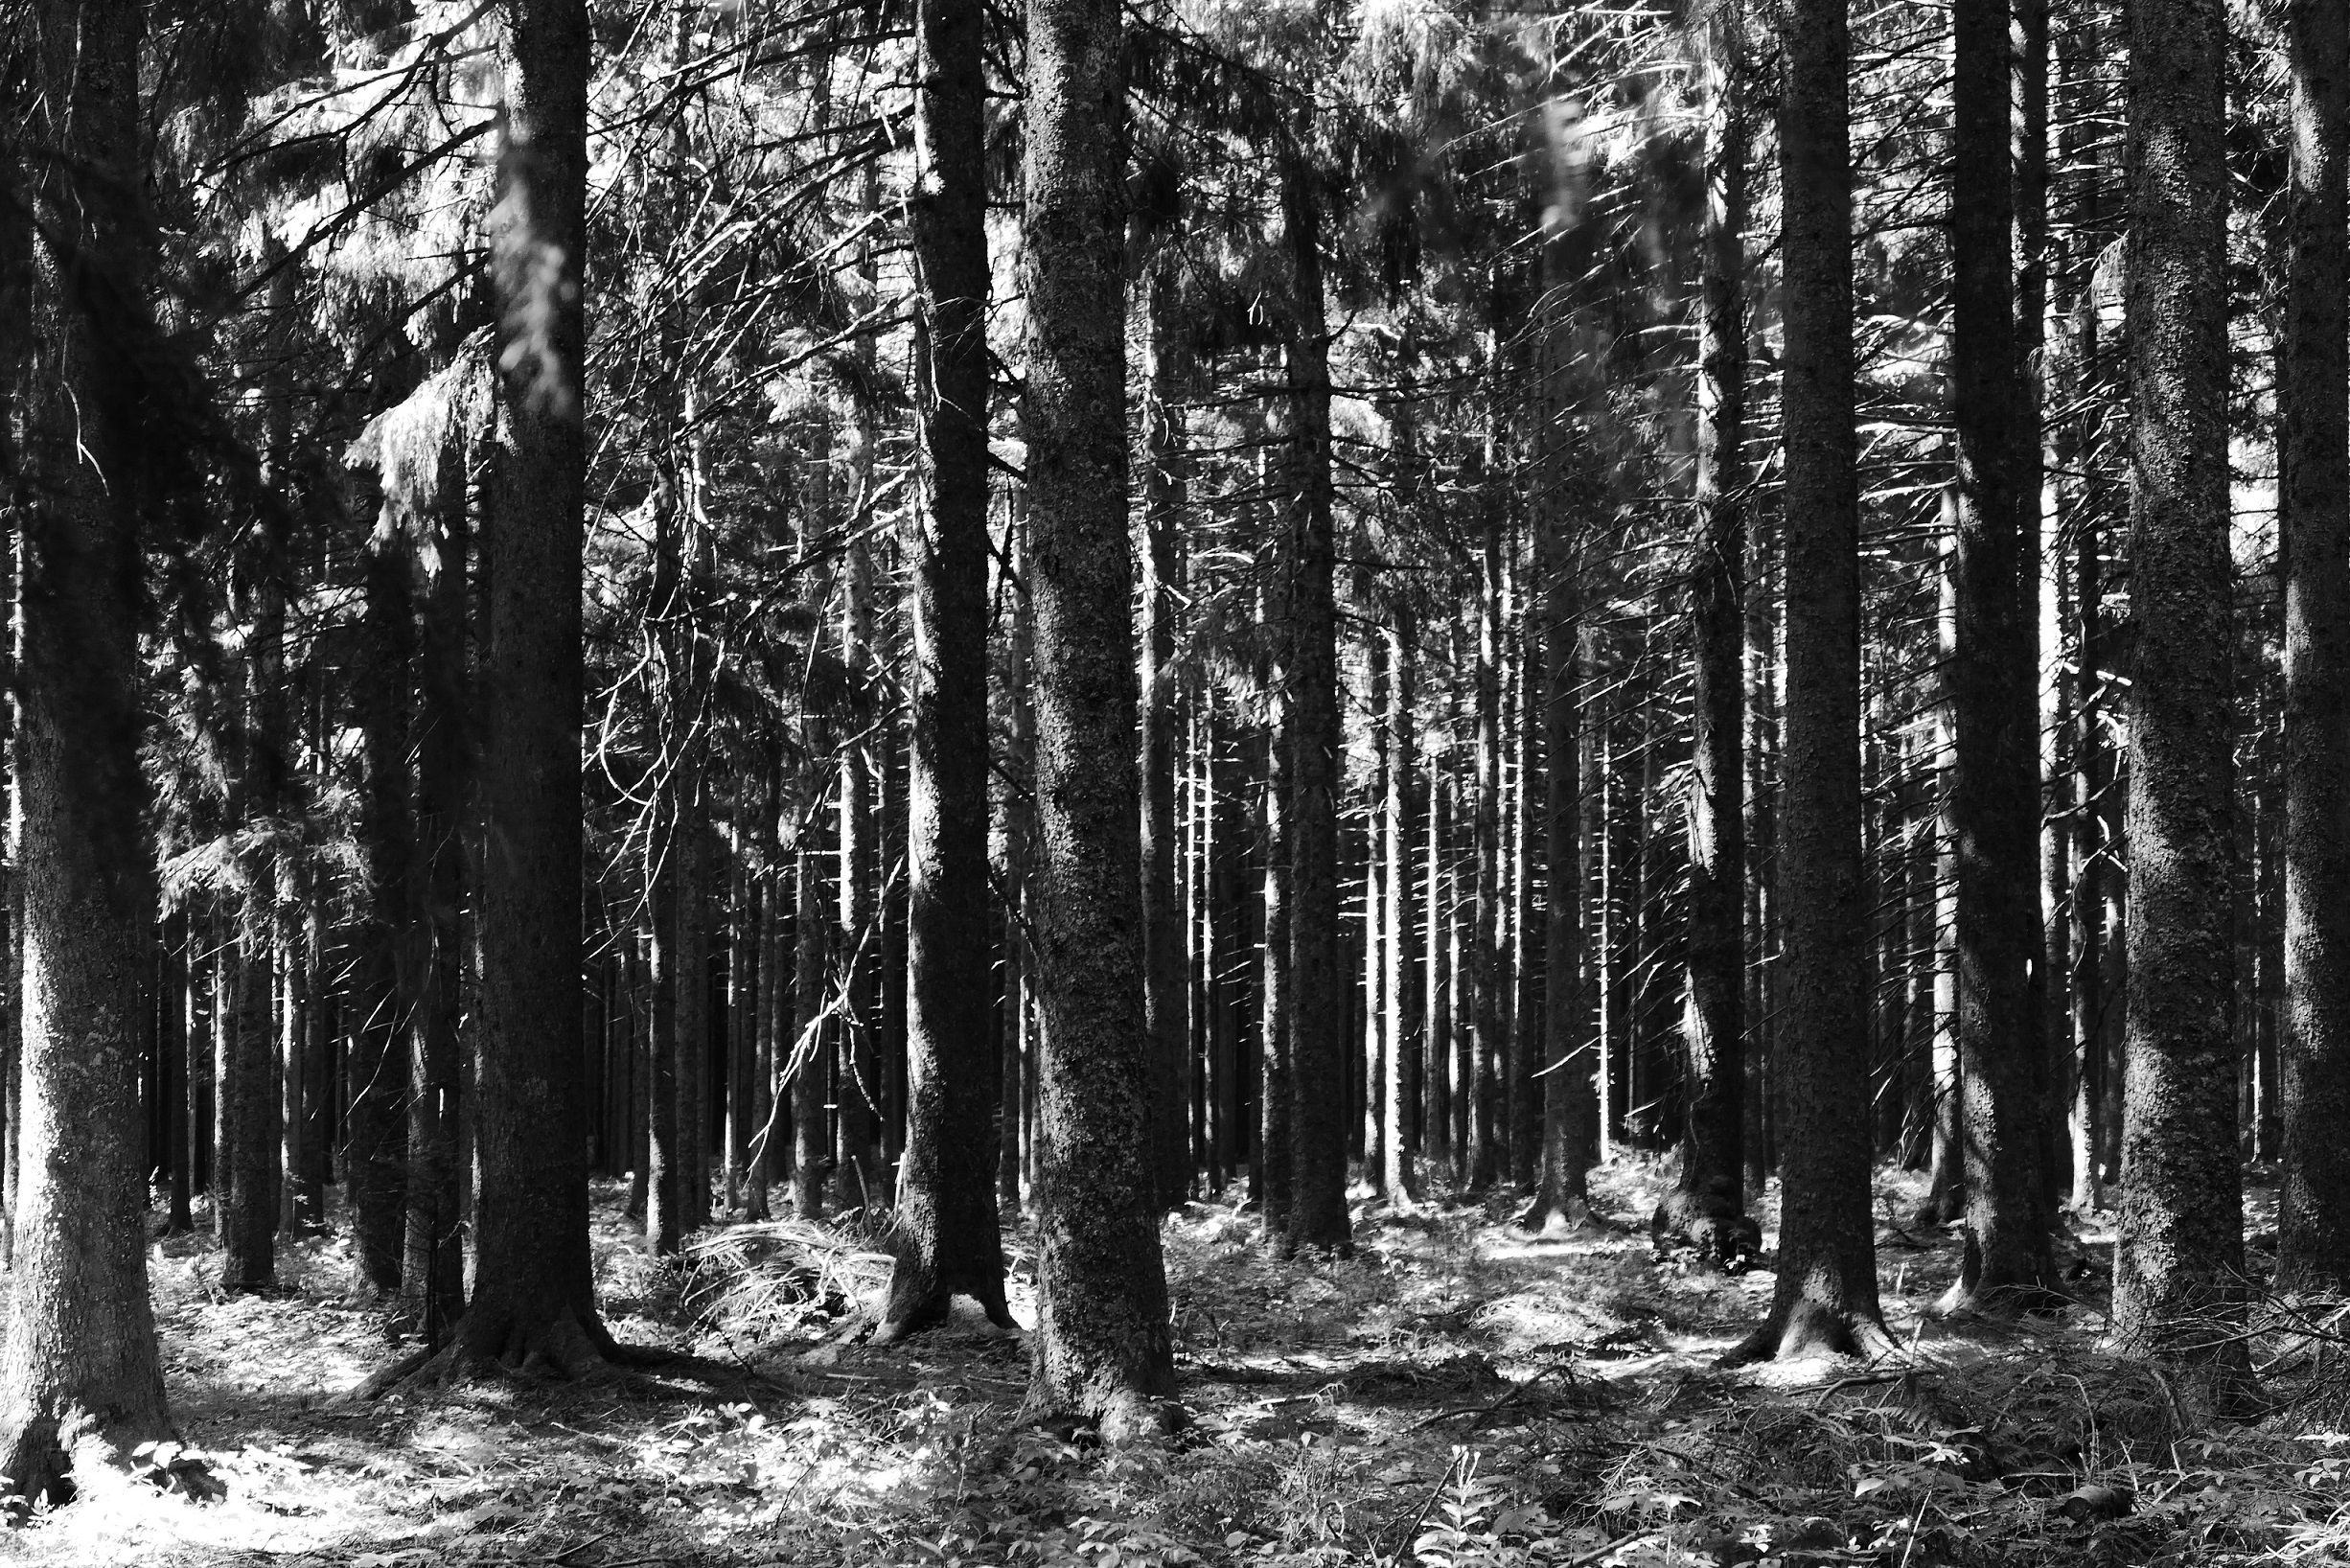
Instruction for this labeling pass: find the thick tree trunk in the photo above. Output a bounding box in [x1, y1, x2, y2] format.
[0, 0, 179, 1492]
[2114, 0, 2251, 1405]
[1284, 159, 1348, 1254]
[1257, 598, 1292, 1230]
[1021, 0, 1178, 1438]
[1943, 0, 2059, 1312]
[2278, 0, 2350, 1295]
[458, 0, 614, 1374]
[1728, 0, 1889, 1362]
[879, 0, 1013, 1342]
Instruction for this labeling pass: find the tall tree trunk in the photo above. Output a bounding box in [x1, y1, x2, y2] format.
[2114, 0, 2250, 1404]
[2278, 0, 2350, 1295]
[1021, 0, 1177, 1437]
[459, 0, 614, 1373]
[403, 474, 467, 1340]
[351, 528, 413, 1292]
[1525, 78, 1595, 1234]
[646, 790, 682, 1254]
[0, 0, 179, 1489]
[1729, 0, 1889, 1362]
[1140, 269, 1192, 1212]
[1383, 612, 1420, 1202]
[1669, 0, 1747, 1234]
[1284, 158, 1348, 1253]
[878, 0, 1013, 1340]
[1256, 580, 1292, 1230]
[1944, 0, 2059, 1310]
[1470, 431, 1504, 1189]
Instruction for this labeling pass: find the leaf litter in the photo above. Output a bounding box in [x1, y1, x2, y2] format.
[13, 1160, 2350, 1566]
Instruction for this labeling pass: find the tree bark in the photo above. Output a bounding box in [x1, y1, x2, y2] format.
[351, 526, 413, 1292]
[1727, 0, 1889, 1362]
[2278, 0, 2350, 1296]
[2114, 0, 2252, 1405]
[1670, 0, 1747, 1234]
[1021, 0, 1178, 1438]
[879, 0, 1013, 1342]
[1141, 267, 1193, 1213]
[403, 471, 467, 1340]
[459, 0, 615, 1375]
[1283, 156, 1348, 1254]
[1943, 0, 2059, 1311]
[1382, 611, 1420, 1203]
[0, 0, 178, 1489]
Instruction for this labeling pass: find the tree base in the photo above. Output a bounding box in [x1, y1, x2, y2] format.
[1650, 1183, 1762, 1271]
[1929, 1277, 2072, 1321]
[1717, 1299, 1901, 1370]
[0, 1403, 215, 1509]
[871, 1259, 1018, 1348]
[353, 1304, 660, 1401]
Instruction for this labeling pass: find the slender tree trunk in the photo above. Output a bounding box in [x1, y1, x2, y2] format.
[458, 0, 614, 1373]
[350, 527, 413, 1292]
[1140, 269, 1192, 1212]
[1669, 0, 1747, 1235]
[879, 0, 1013, 1340]
[403, 475, 467, 1340]
[1944, 0, 2058, 1309]
[1383, 612, 1420, 1202]
[0, 0, 178, 1486]
[1470, 453, 1504, 1192]
[1729, 0, 1889, 1362]
[2278, 0, 2350, 1295]
[2114, 0, 2251, 1404]
[1021, 0, 1177, 1436]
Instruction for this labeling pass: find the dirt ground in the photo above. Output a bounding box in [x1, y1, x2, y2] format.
[8, 1160, 2348, 1567]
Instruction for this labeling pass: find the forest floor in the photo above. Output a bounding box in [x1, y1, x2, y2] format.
[11, 1162, 2350, 1567]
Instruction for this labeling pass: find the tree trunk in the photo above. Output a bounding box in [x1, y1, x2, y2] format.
[1470, 455, 1504, 1192]
[2278, 0, 2350, 1295]
[1140, 268, 1192, 1213]
[403, 472, 468, 1340]
[459, 0, 614, 1374]
[879, 0, 1013, 1341]
[1284, 157, 1348, 1254]
[1729, 0, 1889, 1362]
[1943, 0, 2059, 1311]
[351, 528, 413, 1292]
[1020, 0, 1178, 1438]
[1670, 1, 1747, 1236]
[2114, 0, 2251, 1405]
[1383, 612, 1420, 1203]
[0, 0, 179, 1491]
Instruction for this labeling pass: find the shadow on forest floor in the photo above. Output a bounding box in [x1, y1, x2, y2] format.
[10, 1163, 2350, 1567]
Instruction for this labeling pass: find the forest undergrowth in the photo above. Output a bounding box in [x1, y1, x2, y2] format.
[13, 1162, 2350, 1568]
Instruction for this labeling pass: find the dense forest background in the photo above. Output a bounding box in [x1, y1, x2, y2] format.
[0, 0, 2345, 1557]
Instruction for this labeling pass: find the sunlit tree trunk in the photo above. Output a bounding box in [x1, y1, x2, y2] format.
[0, 0, 178, 1493]
[1021, 0, 1178, 1436]
[879, 0, 1013, 1340]
[2114, 0, 2251, 1404]
[2278, 0, 2350, 1296]
[1670, 0, 1747, 1232]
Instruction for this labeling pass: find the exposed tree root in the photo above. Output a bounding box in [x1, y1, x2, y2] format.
[352, 1303, 665, 1402]
[1717, 1298, 1902, 1370]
